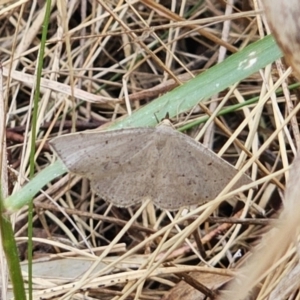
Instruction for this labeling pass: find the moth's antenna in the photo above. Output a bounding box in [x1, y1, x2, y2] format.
[154, 112, 170, 124]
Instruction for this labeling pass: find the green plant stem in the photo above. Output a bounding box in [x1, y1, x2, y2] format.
[27, 0, 52, 299]
[0, 196, 26, 300]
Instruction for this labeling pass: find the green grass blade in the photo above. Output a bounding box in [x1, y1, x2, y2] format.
[111, 35, 282, 129]
[4, 34, 282, 212]
[4, 160, 67, 212]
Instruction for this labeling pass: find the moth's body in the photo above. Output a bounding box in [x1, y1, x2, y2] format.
[50, 121, 251, 210]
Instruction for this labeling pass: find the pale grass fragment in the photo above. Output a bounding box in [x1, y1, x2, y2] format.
[2, 67, 115, 103]
[269, 255, 300, 300]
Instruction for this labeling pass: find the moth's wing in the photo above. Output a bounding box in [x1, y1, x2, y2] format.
[49, 128, 156, 177]
[50, 128, 159, 207]
[152, 126, 252, 210]
[90, 139, 160, 207]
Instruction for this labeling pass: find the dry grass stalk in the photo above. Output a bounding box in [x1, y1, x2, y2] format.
[220, 0, 300, 299]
